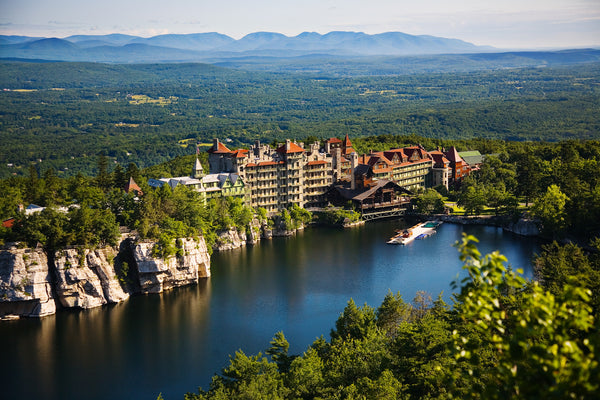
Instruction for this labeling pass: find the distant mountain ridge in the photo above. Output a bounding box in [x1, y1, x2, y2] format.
[0, 31, 490, 62]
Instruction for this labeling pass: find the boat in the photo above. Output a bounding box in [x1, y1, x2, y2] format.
[387, 220, 442, 245]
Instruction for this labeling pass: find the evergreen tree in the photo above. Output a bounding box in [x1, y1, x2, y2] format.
[96, 152, 112, 192]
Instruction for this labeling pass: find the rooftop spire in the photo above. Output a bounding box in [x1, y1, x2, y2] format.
[193, 157, 204, 179]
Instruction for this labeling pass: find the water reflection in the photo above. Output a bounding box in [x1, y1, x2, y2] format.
[0, 220, 541, 400]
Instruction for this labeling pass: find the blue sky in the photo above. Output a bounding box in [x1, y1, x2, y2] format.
[1, 0, 599, 49]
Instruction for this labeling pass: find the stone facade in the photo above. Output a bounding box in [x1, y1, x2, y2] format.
[209, 138, 333, 214]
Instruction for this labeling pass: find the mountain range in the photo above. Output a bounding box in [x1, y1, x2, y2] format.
[0, 31, 491, 63]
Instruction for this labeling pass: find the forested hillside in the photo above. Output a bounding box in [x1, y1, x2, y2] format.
[1, 61, 599, 178]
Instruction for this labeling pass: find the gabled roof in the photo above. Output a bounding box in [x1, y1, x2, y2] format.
[429, 150, 450, 167]
[383, 150, 406, 163]
[458, 150, 481, 157]
[276, 141, 305, 154]
[343, 134, 353, 148]
[124, 176, 143, 195]
[352, 179, 411, 201]
[208, 140, 232, 154]
[404, 146, 429, 160]
[444, 147, 464, 163]
[231, 149, 249, 158]
[327, 137, 342, 144]
[367, 154, 392, 167]
[459, 151, 484, 166]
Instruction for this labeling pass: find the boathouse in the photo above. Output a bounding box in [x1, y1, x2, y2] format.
[329, 179, 412, 220]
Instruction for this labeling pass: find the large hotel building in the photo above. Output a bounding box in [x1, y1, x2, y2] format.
[150, 135, 473, 214]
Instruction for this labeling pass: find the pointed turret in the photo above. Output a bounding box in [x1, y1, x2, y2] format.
[124, 176, 143, 196]
[193, 158, 204, 179]
[342, 134, 355, 155]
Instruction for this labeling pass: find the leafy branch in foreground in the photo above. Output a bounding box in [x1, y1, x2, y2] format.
[450, 234, 599, 399]
[183, 235, 599, 400]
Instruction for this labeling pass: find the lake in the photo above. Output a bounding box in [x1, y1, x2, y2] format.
[0, 220, 541, 400]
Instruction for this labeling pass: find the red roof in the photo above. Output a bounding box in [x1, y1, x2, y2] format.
[367, 154, 392, 167]
[257, 161, 284, 166]
[208, 141, 232, 154]
[276, 141, 305, 154]
[307, 160, 328, 166]
[2, 218, 15, 228]
[444, 147, 463, 163]
[124, 177, 143, 195]
[343, 134, 353, 148]
[327, 137, 342, 144]
[429, 150, 450, 167]
[231, 149, 248, 158]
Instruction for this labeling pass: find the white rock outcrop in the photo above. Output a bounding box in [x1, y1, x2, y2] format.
[133, 237, 210, 294]
[214, 228, 247, 251]
[53, 246, 130, 309]
[0, 244, 56, 318]
[86, 248, 130, 303]
[53, 249, 108, 309]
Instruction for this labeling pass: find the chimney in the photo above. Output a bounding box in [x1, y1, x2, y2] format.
[350, 152, 358, 190]
[286, 139, 291, 151]
[333, 148, 342, 182]
[213, 138, 220, 151]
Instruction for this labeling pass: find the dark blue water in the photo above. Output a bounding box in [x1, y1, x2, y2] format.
[0, 220, 541, 400]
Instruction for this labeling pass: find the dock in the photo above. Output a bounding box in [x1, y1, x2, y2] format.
[387, 221, 441, 245]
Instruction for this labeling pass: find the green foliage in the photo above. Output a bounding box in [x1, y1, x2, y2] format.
[117, 261, 130, 286]
[317, 207, 361, 226]
[531, 184, 570, 236]
[288, 204, 312, 228]
[457, 182, 487, 216]
[266, 332, 293, 374]
[189, 235, 600, 399]
[330, 299, 377, 341]
[376, 291, 412, 336]
[2, 62, 600, 179]
[413, 188, 445, 214]
[535, 241, 600, 313]
[450, 234, 599, 399]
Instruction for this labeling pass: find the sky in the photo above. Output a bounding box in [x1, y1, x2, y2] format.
[1, 0, 599, 49]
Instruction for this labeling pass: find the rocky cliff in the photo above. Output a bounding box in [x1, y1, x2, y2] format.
[504, 218, 540, 237]
[132, 237, 210, 294]
[1, 234, 211, 319]
[0, 244, 56, 319]
[53, 247, 129, 309]
[213, 219, 264, 251]
[214, 228, 248, 251]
